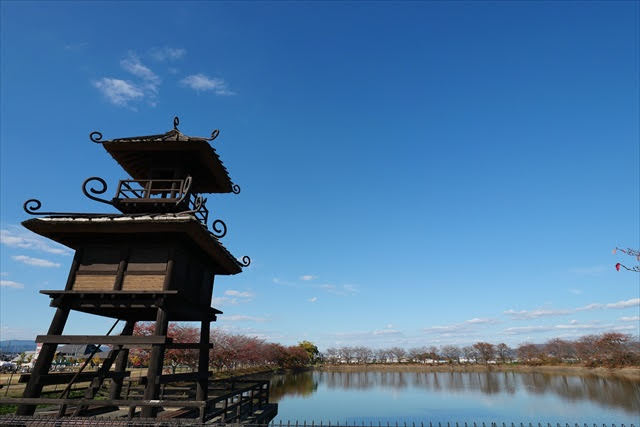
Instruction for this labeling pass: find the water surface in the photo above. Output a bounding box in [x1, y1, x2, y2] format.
[269, 368, 639, 424]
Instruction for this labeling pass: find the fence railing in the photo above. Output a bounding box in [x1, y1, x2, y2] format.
[0, 419, 635, 427]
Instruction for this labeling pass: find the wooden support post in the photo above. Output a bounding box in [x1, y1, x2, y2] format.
[109, 320, 136, 400]
[141, 305, 168, 418]
[16, 307, 70, 415]
[196, 319, 210, 402]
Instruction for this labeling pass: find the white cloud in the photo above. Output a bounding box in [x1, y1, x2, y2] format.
[569, 288, 582, 295]
[1, 227, 70, 255]
[180, 74, 235, 95]
[620, 316, 640, 322]
[308, 296, 318, 303]
[224, 290, 254, 298]
[568, 265, 607, 275]
[223, 315, 268, 322]
[0, 272, 8, 277]
[465, 318, 495, 324]
[93, 78, 144, 107]
[504, 308, 571, 319]
[12, 255, 60, 268]
[504, 298, 640, 320]
[64, 42, 88, 51]
[0, 280, 24, 289]
[120, 53, 160, 88]
[300, 275, 316, 281]
[318, 283, 359, 296]
[149, 46, 186, 61]
[604, 298, 640, 309]
[503, 320, 635, 336]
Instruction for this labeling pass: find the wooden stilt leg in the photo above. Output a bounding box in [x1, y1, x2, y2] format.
[196, 319, 210, 421]
[109, 320, 136, 400]
[16, 307, 70, 415]
[141, 306, 168, 418]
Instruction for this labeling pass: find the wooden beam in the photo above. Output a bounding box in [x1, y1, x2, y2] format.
[139, 371, 213, 385]
[0, 397, 207, 408]
[35, 335, 172, 345]
[19, 371, 130, 385]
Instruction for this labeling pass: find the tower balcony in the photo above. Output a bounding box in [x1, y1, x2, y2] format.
[110, 178, 209, 225]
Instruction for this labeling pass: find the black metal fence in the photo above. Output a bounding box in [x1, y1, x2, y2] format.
[0, 418, 635, 427]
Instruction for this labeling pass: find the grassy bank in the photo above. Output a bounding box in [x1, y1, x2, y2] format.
[316, 363, 640, 381]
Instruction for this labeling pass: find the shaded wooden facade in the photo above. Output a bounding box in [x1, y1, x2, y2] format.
[8, 118, 267, 422]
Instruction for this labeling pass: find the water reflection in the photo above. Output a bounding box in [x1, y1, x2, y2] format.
[269, 369, 640, 415]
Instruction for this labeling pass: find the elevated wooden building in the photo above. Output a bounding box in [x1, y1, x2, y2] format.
[6, 118, 273, 423]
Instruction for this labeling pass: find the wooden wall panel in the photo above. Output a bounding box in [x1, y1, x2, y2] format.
[73, 275, 116, 291]
[121, 274, 165, 291]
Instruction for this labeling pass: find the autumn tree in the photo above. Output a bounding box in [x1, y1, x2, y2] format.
[298, 341, 320, 364]
[473, 342, 495, 364]
[389, 347, 407, 363]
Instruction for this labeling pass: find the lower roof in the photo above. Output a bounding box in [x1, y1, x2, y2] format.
[22, 214, 243, 275]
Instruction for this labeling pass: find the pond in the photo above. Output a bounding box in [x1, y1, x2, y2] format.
[268, 368, 639, 424]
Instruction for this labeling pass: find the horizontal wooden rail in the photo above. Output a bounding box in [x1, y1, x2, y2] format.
[19, 371, 130, 385]
[35, 335, 173, 345]
[0, 397, 207, 408]
[138, 371, 213, 385]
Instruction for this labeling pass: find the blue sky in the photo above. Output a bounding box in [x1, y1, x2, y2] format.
[0, 1, 638, 350]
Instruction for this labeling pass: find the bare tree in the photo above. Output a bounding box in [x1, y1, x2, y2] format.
[473, 342, 495, 364]
[441, 345, 461, 363]
[354, 346, 373, 364]
[462, 346, 478, 364]
[375, 348, 391, 364]
[389, 347, 406, 363]
[495, 343, 511, 363]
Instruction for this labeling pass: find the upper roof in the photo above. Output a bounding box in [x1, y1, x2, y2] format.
[91, 118, 235, 194]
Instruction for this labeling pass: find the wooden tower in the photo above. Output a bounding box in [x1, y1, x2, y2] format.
[15, 117, 252, 420]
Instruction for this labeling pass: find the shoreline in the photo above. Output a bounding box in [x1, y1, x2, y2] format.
[315, 363, 640, 381]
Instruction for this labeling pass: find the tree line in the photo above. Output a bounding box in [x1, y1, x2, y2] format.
[130, 323, 311, 372]
[324, 332, 640, 368]
[128, 325, 638, 372]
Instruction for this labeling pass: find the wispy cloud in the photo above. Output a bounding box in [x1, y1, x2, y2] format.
[300, 275, 316, 281]
[1, 227, 70, 255]
[568, 265, 607, 275]
[423, 318, 497, 334]
[93, 78, 144, 108]
[225, 290, 254, 298]
[180, 74, 235, 95]
[503, 320, 628, 336]
[318, 283, 359, 296]
[222, 315, 268, 323]
[308, 296, 318, 303]
[64, 42, 88, 51]
[94, 52, 160, 108]
[620, 316, 640, 322]
[120, 53, 160, 90]
[12, 255, 60, 268]
[569, 288, 582, 295]
[213, 289, 254, 306]
[149, 46, 186, 61]
[0, 280, 24, 289]
[504, 298, 640, 320]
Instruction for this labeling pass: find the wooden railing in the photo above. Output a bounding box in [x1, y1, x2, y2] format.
[115, 179, 188, 202]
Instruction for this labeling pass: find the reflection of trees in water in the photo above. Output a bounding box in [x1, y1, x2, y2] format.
[272, 369, 639, 413]
[270, 370, 318, 402]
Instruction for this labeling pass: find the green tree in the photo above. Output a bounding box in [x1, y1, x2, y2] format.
[298, 341, 320, 364]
